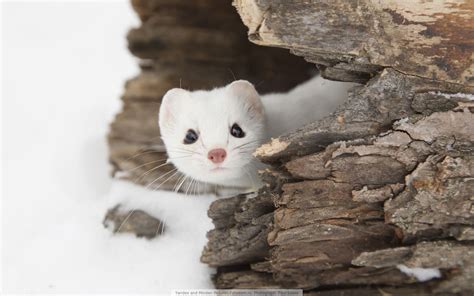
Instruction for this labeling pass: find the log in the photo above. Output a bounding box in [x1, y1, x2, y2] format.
[103, 205, 165, 239]
[204, 72, 473, 292]
[105, 0, 474, 293]
[353, 240, 474, 295]
[233, 0, 474, 86]
[255, 69, 472, 163]
[201, 1, 474, 293]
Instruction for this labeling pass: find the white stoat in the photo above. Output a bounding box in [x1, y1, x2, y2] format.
[158, 75, 355, 195]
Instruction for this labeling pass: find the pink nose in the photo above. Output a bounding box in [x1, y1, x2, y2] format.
[208, 149, 227, 164]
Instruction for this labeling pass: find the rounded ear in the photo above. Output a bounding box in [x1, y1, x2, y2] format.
[226, 80, 263, 116]
[158, 88, 189, 134]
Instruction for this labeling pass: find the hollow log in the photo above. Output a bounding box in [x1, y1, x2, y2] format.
[202, 1, 474, 294]
[105, 0, 313, 237]
[234, 0, 474, 86]
[106, 0, 474, 293]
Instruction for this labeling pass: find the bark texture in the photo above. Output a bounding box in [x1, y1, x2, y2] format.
[105, 0, 474, 293]
[103, 205, 165, 239]
[234, 0, 474, 86]
[201, 1, 474, 294]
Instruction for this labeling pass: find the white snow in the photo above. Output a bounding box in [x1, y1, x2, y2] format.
[2, 1, 216, 294]
[429, 91, 474, 101]
[394, 117, 409, 125]
[397, 264, 441, 282]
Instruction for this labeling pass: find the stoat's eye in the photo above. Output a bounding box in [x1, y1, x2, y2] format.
[230, 123, 245, 138]
[183, 129, 198, 144]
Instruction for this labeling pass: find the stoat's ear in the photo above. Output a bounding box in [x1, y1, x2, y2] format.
[159, 88, 189, 134]
[226, 80, 263, 116]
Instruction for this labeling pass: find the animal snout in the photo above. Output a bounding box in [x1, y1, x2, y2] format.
[208, 148, 227, 164]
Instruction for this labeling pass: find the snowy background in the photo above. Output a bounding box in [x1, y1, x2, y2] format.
[2, 1, 216, 293]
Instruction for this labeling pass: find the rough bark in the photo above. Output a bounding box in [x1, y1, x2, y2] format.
[105, 0, 474, 293]
[204, 72, 474, 293]
[234, 0, 474, 86]
[201, 1, 474, 293]
[103, 205, 165, 239]
[256, 69, 472, 163]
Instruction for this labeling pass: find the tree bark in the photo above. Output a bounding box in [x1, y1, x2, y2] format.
[105, 0, 474, 293]
[202, 1, 474, 294]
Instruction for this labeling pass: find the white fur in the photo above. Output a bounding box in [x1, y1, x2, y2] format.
[159, 76, 355, 195]
[262, 76, 356, 138]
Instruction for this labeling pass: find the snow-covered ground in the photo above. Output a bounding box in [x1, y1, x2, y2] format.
[2, 1, 216, 293]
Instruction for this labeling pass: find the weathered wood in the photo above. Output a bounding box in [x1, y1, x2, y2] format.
[213, 269, 278, 289]
[201, 193, 273, 267]
[386, 154, 474, 242]
[203, 0, 474, 291]
[103, 205, 165, 239]
[106, 0, 474, 294]
[255, 69, 472, 163]
[304, 286, 432, 296]
[204, 64, 473, 293]
[234, 0, 474, 86]
[353, 240, 474, 295]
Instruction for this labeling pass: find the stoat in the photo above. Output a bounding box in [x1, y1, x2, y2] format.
[158, 75, 355, 196]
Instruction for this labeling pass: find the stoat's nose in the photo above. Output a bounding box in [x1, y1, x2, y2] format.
[208, 149, 227, 164]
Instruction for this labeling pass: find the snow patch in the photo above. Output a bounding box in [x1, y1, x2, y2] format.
[395, 117, 409, 125]
[397, 264, 441, 282]
[2, 2, 216, 293]
[429, 91, 474, 101]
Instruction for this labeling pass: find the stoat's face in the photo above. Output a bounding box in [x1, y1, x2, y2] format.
[158, 80, 266, 188]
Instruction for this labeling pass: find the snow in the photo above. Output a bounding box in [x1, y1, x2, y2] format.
[2, 1, 216, 294]
[397, 264, 441, 282]
[429, 91, 474, 101]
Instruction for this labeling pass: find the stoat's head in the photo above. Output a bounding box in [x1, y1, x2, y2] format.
[158, 80, 266, 188]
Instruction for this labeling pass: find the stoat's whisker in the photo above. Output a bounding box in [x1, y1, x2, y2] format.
[124, 150, 161, 161]
[185, 178, 195, 197]
[151, 170, 181, 192]
[126, 154, 191, 173]
[184, 179, 192, 196]
[160, 217, 166, 235]
[167, 148, 204, 157]
[166, 145, 198, 154]
[166, 144, 206, 157]
[232, 139, 264, 151]
[145, 168, 178, 190]
[115, 169, 180, 237]
[127, 159, 168, 172]
[155, 219, 163, 237]
[171, 174, 183, 192]
[116, 209, 136, 234]
[173, 174, 186, 192]
[133, 162, 172, 183]
[194, 180, 199, 196]
[176, 175, 188, 193]
[228, 68, 236, 81]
